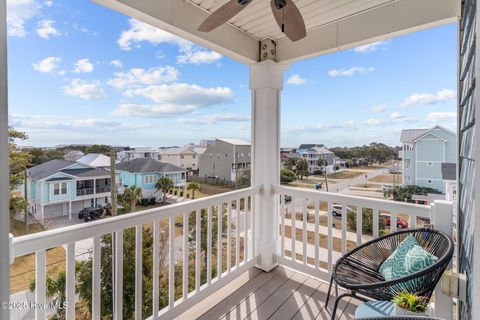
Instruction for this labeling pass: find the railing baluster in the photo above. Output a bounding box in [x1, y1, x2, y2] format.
[391, 212, 398, 233]
[195, 210, 201, 293]
[169, 216, 175, 309]
[207, 206, 212, 284]
[114, 230, 123, 320]
[135, 225, 143, 319]
[291, 197, 296, 262]
[280, 194, 285, 258]
[251, 195, 256, 258]
[410, 215, 417, 229]
[183, 213, 189, 300]
[227, 201, 232, 273]
[243, 197, 248, 263]
[217, 204, 223, 278]
[235, 198, 240, 268]
[314, 201, 319, 270]
[35, 250, 46, 320]
[153, 221, 160, 316]
[92, 237, 101, 320]
[373, 209, 379, 239]
[66, 243, 75, 320]
[341, 205, 347, 255]
[327, 202, 333, 273]
[356, 207, 363, 246]
[302, 198, 307, 264]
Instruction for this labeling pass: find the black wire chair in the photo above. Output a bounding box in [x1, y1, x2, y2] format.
[325, 228, 454, 320]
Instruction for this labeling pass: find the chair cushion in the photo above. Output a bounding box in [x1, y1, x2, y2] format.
[379, 234, 438, 281]
[378, 235, 418, 281]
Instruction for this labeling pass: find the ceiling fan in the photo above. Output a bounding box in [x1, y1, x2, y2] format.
[197, 0, 306, 42]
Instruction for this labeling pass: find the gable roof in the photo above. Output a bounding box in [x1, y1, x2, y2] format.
[400, 129, 430, 143]
[116, 158, 185, 173]
[77, 153, 111, 167]
[441, 163, 456, 181]
[159, 146, 196, 156]
[310, 146, 333, 154]
[28, 159, 75, 180]
[217, 138, 250, 146]
[62, 168, 111, 178]
[299, 144, 323, 150]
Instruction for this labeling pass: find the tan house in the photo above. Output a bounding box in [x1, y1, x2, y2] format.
[158, 146, 206, 174]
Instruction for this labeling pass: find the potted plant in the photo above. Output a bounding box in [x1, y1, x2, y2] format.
[392, 292, 431, 316]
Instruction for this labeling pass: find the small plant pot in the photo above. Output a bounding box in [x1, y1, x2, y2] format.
[393, 304, 431, 316]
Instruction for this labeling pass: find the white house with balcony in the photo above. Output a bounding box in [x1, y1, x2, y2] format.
[26, 159, 112, 222]
[117, 146, 160, 162]
[158, 146, 206, 174]
[4, 1, 480, 320]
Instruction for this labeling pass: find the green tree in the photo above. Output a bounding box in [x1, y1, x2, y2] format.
[9, 127, 32, 191]
[119, 186, 143, 212]
[295, 158, 309, 180]
[383, 185, 441, 203]
[284, 157, 298, 170]
[85, 144, 112, 155]
[187, 182, 201, 199]
[345, 159, 354, 168]
[280, 168, 296, 184]
[29, 148, 64, 166]
[30, 271, 67, 319]
[155, 177, 174, 204]
[236, 168, 251, 188]
[347, 208, 386, 234]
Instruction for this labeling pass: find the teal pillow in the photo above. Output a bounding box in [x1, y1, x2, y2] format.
[378, 235, 418, 281]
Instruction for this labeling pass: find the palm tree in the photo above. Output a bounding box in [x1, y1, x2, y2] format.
[121, 186, 143, 213]
[187, 182, 200, 199]
[155, 177, 174, 204]
[30, 271, 66, 319]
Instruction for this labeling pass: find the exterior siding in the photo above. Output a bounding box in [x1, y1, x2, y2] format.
[458, 0, 476, 319]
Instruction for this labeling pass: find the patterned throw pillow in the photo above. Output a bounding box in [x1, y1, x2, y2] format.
[404, 244, 438, 275]
[378, 235, 419, 281]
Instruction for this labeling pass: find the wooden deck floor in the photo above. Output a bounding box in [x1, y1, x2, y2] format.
[177, 266, 360, 320]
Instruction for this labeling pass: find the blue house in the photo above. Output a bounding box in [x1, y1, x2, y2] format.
[116, 158, 186, 200]
[400, 125, 456, 193]
[27, 159, 112, 222]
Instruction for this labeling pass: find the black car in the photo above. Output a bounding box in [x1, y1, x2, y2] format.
[78, 206, 103, 222]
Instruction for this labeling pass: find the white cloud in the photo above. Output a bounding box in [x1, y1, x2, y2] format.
[32, 56, 62, 74]
[389, 112, 404, 120]
[287, 74, 307, 85]
[178, 114, 250, 125]
[108, 66, 179, 89]
[113, 83, 234, 118]
[7, 0, 40, 37]
[117, 18, 189, 51]
[73, 58, 94, 73]
[353, 40, 390, 53]
[285, 121, 358, 134]
[425, 112, 456, 122]
[328, 66, 375, 77]
[401, 89, 456, 108]
[364, 112, 415, 126]
[368, 104, 387, 113]
[36, 19, 61, 39]
[64, 79, 107, 100]
[177, 47, 222, 65]
[110, 59, 123, 68]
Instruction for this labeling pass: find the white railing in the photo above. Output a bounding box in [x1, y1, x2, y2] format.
[273, 184, 454, 318]
[10, 186, 261, 320]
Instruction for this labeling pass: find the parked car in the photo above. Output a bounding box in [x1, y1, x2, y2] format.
[284, 195, 292, 202]
[78, 206, 103, 222]
[389, 168, 401, 174]
[331, 204, 353, 216]
[380, 213, 409, 228]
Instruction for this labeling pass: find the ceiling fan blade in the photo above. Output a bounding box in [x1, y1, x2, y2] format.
[270, 0, 306, 42]
[198, 0, 252, 32]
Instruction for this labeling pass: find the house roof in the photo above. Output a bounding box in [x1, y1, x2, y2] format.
[116, 158, 185, 174]
[28, 159, 75, 180]
[46, 177, 73, 182]
[299, 144, 323, 150]
[217, 138, 250, 146]
[309, 146, 333, 154]
[441, 163, 456, 181]
[400, 129, 430, 143]
[64, 150, 85, 157]
[159, 146, 196, 155]
[192, 147, 207, 155]
[77, 153, 111, 167]
[284, 153, 301, 159]
[62, 168, 111, 178]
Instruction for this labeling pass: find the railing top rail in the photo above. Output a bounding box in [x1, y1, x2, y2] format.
[12, 186, 261, 258]
[274, 184, 431, 217]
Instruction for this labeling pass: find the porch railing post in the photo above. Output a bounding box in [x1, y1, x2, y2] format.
[431, 200, 454, 319]
[0, 0, 9, 317]
[250, 60, 285, 271]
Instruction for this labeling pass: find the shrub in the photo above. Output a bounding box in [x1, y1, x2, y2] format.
[149, 198, 156, 205]
[347, 208, 386, 235]
[280, 168, 296, 184]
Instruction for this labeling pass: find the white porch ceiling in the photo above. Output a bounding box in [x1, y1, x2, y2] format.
[95, 0, 460, 64]
[188, 0, 398, 41]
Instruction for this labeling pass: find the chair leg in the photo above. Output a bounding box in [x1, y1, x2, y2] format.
[330, 293, 351, 320]
[325, 274, 335, 306]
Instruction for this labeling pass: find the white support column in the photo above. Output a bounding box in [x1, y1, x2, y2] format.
[250, 60, 286, 272]
[0, 0, 9, 316]
[431, 200, 454, 319]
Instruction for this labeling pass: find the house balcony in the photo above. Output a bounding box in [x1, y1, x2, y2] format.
[9, 184, 454, 320]
[76, 188, 95, 197]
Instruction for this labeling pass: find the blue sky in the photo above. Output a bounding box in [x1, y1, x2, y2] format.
[7, 0, 457, 148]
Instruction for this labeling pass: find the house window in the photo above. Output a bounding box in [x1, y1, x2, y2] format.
[404, 159, 411, 168]
[192, 155, 196, 159]
[144, 175, 155, 184]
[53, 182, 67, 196]
[53, 183, 59, 196]
[213, 164, 216, 170]
[180, 155, 184, 159]
[427, 162, 433, 166]
[61, 182, 67, 195]
[427, 179, 432, 184]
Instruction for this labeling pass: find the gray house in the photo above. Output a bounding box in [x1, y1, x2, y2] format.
[198, 138, 251, 182]
[298, 145, 336, 174]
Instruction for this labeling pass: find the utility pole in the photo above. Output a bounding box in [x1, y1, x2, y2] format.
[24, 168, 28, 234]
[321, 152, 329, 192]
[110, 149, 117, 217]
